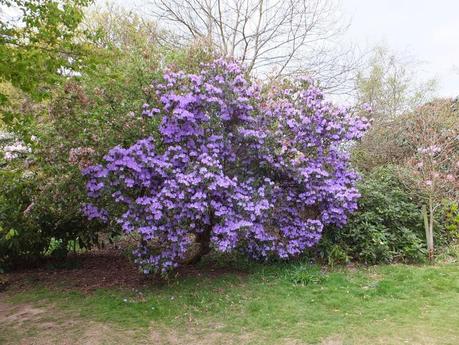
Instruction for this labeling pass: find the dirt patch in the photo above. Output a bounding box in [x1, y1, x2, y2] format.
[320, 336, 344, 345]
[0, 301, 46, 324]
[3, 250, 248, 293]
[0, 298, 256, 345]
[4, 250, 147, 293]
[0, 298, 139, 345]
[148, 323, 260, 345]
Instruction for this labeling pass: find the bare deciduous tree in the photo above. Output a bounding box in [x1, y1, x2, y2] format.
[149, 0, 356, 92]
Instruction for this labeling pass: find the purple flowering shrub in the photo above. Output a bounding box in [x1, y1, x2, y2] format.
[83, 59, 369, 273]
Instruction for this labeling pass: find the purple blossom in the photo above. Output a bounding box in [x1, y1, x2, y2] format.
[83, 58, 368, 274]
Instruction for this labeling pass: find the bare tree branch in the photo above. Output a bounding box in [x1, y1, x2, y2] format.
[147, 0, 355, 92]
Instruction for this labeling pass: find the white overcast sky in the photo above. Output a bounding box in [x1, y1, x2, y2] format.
[340, 0, 459, 98]
[105, 0, 459, 98]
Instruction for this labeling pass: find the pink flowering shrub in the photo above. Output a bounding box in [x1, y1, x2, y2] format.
[83, 59, 369, 273]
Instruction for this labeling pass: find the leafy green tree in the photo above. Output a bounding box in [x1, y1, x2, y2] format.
[0, 0, 94, 102]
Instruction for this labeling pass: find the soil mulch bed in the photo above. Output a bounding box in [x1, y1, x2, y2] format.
[2, 250, 248, 293]
[4, 250, 148, 293]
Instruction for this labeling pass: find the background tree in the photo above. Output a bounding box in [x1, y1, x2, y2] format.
[355, 46, 437, 120]
[351, 46, 441, 172]
[401, 100, 459, 258]
[149, 0, 357, 93]
[0, 0, 95, 103]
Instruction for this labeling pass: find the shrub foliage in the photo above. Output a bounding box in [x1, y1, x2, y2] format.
[319, 166, 428, 264]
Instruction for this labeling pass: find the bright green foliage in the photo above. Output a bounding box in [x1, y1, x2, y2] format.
[0, 0, 94, 102]
[319, 166, 427, 264]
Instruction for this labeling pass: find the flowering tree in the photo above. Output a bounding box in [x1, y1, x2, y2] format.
[404, 100, 459, 258]
[83, 59, 368, 273]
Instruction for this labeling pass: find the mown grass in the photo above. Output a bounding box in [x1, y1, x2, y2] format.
[2, 252, 459, 344]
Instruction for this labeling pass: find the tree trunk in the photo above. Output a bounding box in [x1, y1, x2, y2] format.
[423, 200, 434, 261]
[180, 226, 212, 265]
[428, 197, 435, 260]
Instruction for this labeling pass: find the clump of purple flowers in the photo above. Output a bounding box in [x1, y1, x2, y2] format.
[83, 58, 369, 274]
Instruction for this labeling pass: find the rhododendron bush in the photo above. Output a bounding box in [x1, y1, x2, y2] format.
[83, 59, 369, 273]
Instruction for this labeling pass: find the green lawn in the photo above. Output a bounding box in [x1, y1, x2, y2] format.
[1, 253, 459, 345]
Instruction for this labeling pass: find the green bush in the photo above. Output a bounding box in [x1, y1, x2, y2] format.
[437, 201, 459, 245]
[319, 166, 428, 265]
[0, 164, 107, 269]
[0, 170, 42, 267]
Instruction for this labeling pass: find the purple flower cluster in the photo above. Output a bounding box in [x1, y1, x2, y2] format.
[83, 58, 369, 273]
